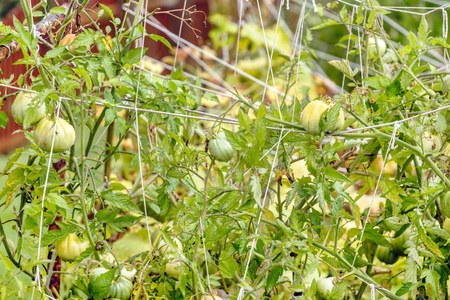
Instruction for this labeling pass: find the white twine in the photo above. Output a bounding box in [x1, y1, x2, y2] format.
[312, 0, 318, 12]
[351, 122, 401, 267]
[32, 100, 62, 297]
[132, 0, 154, 254]
[443, 8, 448, 40]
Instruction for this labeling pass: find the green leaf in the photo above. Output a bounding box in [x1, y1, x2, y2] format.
[219, 246, 239, 278]
[149, 34, 173, 51]
[265, 265, 283, 292]
[0, 252, 14, 271]
[435, 112, 447, 133]
[322, 167, 349, 182]
[49, 7, 66, 14]
[0, 111, 7, 128]
[121, 48, 146, 65]
[395, 282, 413, 296]
[418, 16, 428, 44]
[249, 173, 262, 207]
[99, 4, 114, 19]
[45, 46, 65, 58]
[384, 215, 409, 231]
[104, 108, 116, 126]
[310, 19, 338, 30]
[88, 269, 115, 300]
[41, 230, 71, 247]
[329, 60, 357, 81]
[101, 190, 141, 214]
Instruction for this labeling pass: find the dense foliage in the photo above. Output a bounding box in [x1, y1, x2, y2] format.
[1, 1, 450, 300]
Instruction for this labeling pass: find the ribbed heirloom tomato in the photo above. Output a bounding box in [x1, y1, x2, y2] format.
[55, 233, 89, 262]
[376, 245, 399, 264]
[300, 100, 345, 135]
[33, 116, 76, 152]
[11, 92, 46, 126]
[392, 229, 411, 256]
[90, 267, 134, 300]
[208, 132, 235, 162]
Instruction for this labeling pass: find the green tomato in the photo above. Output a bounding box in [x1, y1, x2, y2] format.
[208, 132, 235, 162]
[33, 116, 76, 152]
[120, 265, 137, 281]
[444, 218, 450, 234]
[376, 245, 399, 264]
[392, 229, 411, 256]
[55, 233, 89, 262]
[441, 192, 450, 218]
[109, 277, 134, 300]
[165, 261, 182, 278]
[300, 100, 345, 135]
[367, 37, 386, 58]
[11, 92, 46, 126]
[316, 277, 334, 299]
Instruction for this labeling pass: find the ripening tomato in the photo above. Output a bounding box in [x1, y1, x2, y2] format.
[33, 116, 76, 152]
[300, 100, 345, 135]
[11, 92, 46, 126]
[59, 34, 78, 54]
[55, 233, 89, 262]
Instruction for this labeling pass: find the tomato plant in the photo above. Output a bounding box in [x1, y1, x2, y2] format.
[1, 1, 450, 300]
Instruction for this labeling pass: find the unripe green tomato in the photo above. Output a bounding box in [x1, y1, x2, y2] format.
[33, 116, 76, 152]
[120, 265, 137, 281]
[422, 132, 442, 153]
[444, 218, 450, 234]
[442, 192, 450, 218]
[367, 37, 386, 59]
[300, 100, 345, 135]
[55, 233, 89, 262]
[316, 277, 334, 299]
[376, 245, 399, 264]
[443, 75, 450, 92]
[11, 92, 46, 126]
[382, 48, 397, 64]
[392, 229, 411, 256]
[165, 261, 182, 278]
[109, 277, 133, 300]
[208, 132, 235, 162]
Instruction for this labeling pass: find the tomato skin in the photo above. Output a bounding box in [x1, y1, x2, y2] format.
[444, 218, 450, 234]
[392, 229, 410, 256]
[109, 277, 133, 300]
[441, 193, 450, 218]
[120, 265, 137, 281]
[300, 100, 345, 135]
[316, 277, 334, 299]
[165, 261, 182, 278]
[367, 37, 386, 58]
[55, 233, 89, 262]
[11, 92, 46, 126]
[33, 116, 76, 152]
[208, 132, 235, 162]
[376, 245, 399, 264]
